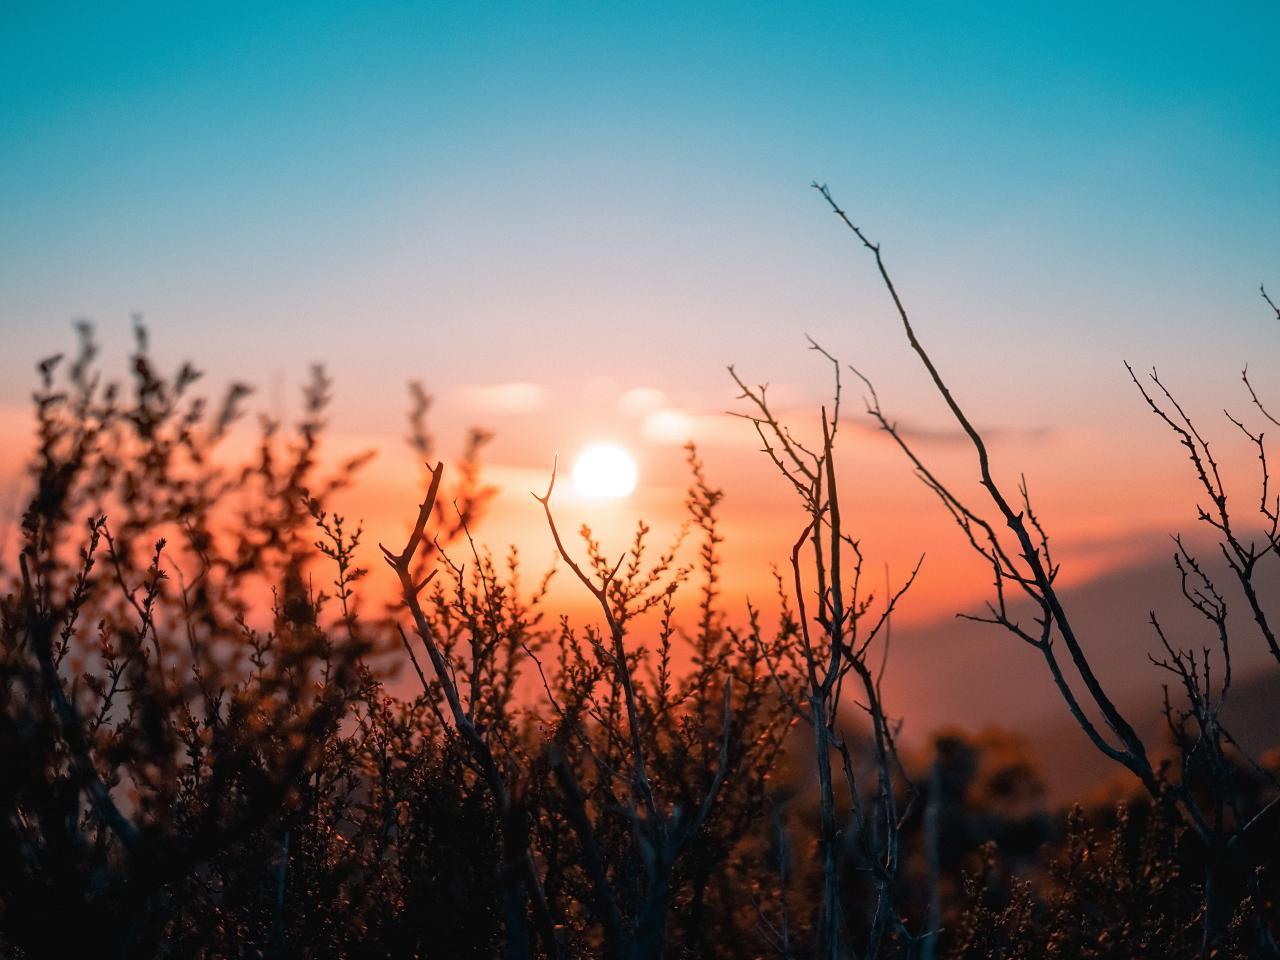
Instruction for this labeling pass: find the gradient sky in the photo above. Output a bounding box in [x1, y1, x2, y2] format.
[3, 2, 1279, 644]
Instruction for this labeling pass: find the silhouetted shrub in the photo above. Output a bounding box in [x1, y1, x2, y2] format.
[2, 280, 1277, 959]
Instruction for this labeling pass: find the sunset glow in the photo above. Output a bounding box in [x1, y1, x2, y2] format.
[571, 444, 638, 499]
[1, 7, 1278, 953]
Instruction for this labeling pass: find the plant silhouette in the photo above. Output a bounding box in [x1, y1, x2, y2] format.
[1, 204, 1277, 958]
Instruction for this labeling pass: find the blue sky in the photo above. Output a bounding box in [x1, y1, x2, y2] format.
[2, 1, 1278, 441]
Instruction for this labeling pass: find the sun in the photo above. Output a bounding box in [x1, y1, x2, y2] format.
[571, 444, 638, 499]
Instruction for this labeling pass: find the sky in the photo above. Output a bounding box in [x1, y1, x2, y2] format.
[2, 2, 1279, 751]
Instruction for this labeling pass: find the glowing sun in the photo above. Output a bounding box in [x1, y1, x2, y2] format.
[571, 444, 638, 499]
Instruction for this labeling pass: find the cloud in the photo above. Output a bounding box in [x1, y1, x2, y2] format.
[617, 386, 667, 418]
[455, 382, 547, 415]
[725, 385, 1055, 449]
[642, 408, 759, 447]
[642, 408, 694, 443]
[846, 415, 1056, 448]
[807, 408, 1056, 448]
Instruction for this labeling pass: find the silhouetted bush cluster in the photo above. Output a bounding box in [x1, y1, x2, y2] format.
[3, 256, 1279, 957]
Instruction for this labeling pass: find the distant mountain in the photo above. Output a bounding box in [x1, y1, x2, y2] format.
[882, 544, 1280, 799]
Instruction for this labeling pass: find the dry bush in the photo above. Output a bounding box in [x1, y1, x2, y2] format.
[1, 217, 1278, 959]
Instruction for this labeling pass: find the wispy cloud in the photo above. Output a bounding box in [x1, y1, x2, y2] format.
[724, 390, 1057, 450]
[617, 386, 667, 417]
[844, 415, 1057, 448]
[455, 382, 547, 415]
[642, 408, 758, 447]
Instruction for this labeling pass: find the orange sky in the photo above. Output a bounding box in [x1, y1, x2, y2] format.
[0, 340, 1267, 630]
[2, 324, 1277, 802]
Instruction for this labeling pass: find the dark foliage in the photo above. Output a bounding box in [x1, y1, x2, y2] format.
[1, 238, 1278, 958]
